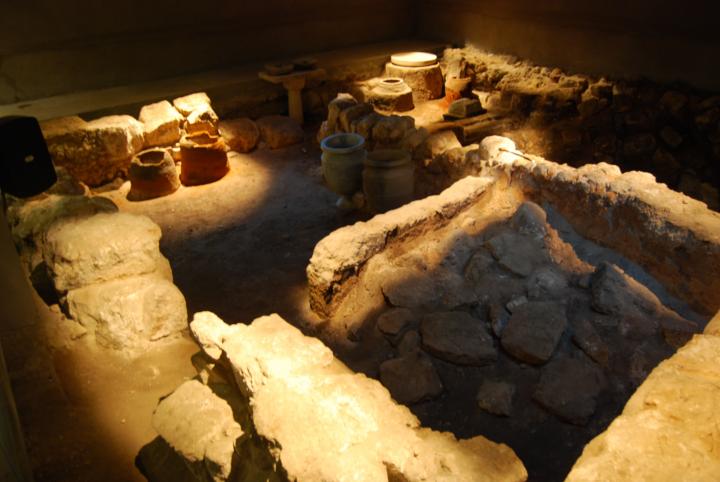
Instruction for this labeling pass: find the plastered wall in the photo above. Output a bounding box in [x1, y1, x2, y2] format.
[0, 0, 415, 104]
[418, 0, 720, 90]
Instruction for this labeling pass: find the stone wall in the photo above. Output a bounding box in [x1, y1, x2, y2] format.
[138, 311, 528, 482]
[0, 0, 414, 104]
[418, 0, 720, 90]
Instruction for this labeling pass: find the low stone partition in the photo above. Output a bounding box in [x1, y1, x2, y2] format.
[566, 312, 720, 480]
[306, 139, 720, 478]
[138, 311, 528, 482]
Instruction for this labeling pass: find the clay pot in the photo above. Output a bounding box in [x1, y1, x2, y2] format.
[445, 76, 472, 103]
[363, 149, 414, 213]
[320, 133, 366, 197]
[128, 148, 180, 201]
[179, 132, 229, 186]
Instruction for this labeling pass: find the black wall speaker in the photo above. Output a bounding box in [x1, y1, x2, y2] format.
[0, 116, 57, 198]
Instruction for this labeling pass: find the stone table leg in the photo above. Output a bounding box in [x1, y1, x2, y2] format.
[283, 77, 307, 125]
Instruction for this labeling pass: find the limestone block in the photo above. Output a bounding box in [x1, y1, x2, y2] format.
[172, 92, 212, 117]
[385, 62, 443, 102]
[327, 93, 357, 132]
[42, 115, 145, 186]
[218, 118, 259, 153]
[567, 335, 720, 481]
[152, 380, 244, 482]
[139, 100, 183, 148]
[189, 312, 528, 482]
[185, 104, 219, 135]
[66, 273, 187, 350]
[43, 212, 166, 292]
[256, 115, 303, 149]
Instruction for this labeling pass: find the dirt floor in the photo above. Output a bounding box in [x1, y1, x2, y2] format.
[7, 128, 368, 482]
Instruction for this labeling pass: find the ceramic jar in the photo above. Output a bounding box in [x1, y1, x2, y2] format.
[128, 148, 180, 200]
[320, 133, 366, 197]
[179, 132, 229, 186]
[363, 149, 414, 213]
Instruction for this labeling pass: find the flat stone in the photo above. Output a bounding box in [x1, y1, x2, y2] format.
[43, 212, 168, 292]
[379, 350, 443, 404]
[533, 356, 604, 425]
[527, 266, 568, 300]
[376, 308, 416, 344]
[488, 303, 510, 337]
[139, 100, 183, 148]
[477, 380, 515, 416]
[257, 115, 303, 149]
[510, 202, 548, 240]
[218, 118, 260, 153]
[464, 249, 496, 283]
[486, 232, 545, 277]
[381, 265, 475, 311]
[500, 301, 567, 364]
[420, 311, 497, 366]
[172, 92, 212, 117]
[66, 273, 187, 351]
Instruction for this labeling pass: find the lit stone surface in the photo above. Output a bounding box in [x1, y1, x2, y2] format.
[179, 312, 528, 481]
[43, 212, 167, 292]
[172, 92, 212, 117]
[385, 62, 443, 102]
[41, 115, 144, 186]
[218, 118, 260, 153]
[139, 100, 183, 147]
[390, 51, 438, 67]
[567, 334, 720, 481]
[66, 273, 187, 350]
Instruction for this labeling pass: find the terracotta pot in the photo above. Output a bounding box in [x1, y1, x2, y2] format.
[363, 149, 414, 213]
[320, 133, 366, 197]
[128, 148, 180, 201]
[179, 132, 229, 186]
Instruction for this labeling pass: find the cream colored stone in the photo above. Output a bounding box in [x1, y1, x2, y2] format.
[172, 92, 212, 117]
[191, 312, 527, 482]
[66, 273, 187, 350]
[567, 335, 720, 481]
[43, 212, 166, 292]
[139, 100, 183, 147]
[42, 115, 145, 186]
[218, 118, 259, 153]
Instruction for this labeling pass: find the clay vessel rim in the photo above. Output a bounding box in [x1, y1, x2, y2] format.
[135, 148, 171, 166]
[365, 148, 411, 167]
[181, 132, 224, 148]
[321, 133, 365, 154]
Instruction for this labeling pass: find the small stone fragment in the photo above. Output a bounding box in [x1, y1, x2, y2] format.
[571, 318, 610, 366]
[477, 380, 515, 416]
[506, 295, 528, 313]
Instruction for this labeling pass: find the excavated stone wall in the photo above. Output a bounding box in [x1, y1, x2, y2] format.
[436, 47, 720, 210]
[306, 138, 720, 479]
[138, 311, 528, 482]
